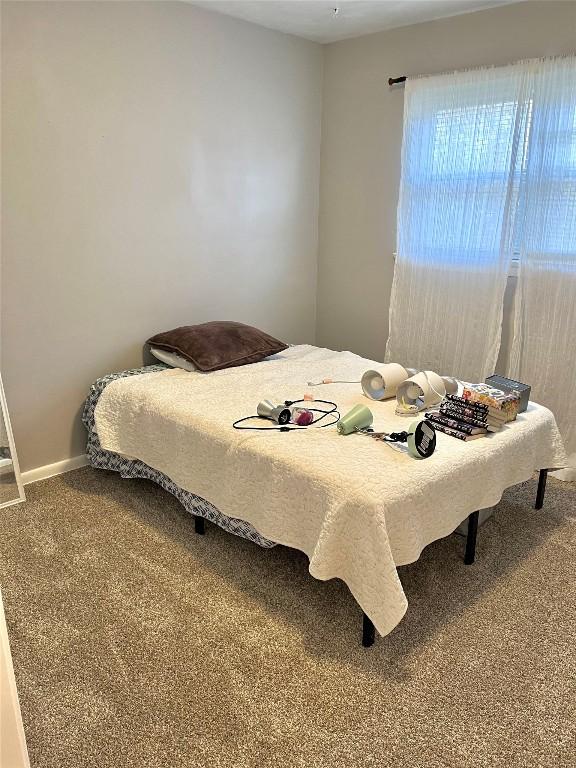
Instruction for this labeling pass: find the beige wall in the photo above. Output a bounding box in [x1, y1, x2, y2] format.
[4, 1, 576, 473]
[317, 0, 576, 362]
[1, 1, 322, 472]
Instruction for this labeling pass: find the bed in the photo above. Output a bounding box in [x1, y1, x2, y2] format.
[85, 345, 567, 646]
[83, 364, 276, 549]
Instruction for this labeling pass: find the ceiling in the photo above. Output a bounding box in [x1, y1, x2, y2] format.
[190, 1, 523, 43]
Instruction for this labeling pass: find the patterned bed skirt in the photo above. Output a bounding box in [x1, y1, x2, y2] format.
[82, 365, 276, 548]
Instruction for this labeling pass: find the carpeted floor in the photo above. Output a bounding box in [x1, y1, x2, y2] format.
[0, 467, 575, 768]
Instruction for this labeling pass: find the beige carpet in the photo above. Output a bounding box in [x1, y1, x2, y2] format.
[0, 467, 574, 768]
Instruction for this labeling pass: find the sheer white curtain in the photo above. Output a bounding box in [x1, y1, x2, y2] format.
[386, 65, 530, 380]
[509, 57, 576, 479]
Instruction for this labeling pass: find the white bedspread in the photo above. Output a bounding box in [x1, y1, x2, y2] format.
[94, 345, 567, 636]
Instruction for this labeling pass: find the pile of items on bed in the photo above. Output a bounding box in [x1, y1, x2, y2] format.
[425, 383, 521, 442]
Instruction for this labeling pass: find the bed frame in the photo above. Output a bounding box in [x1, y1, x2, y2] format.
[192, 469, 549, 648]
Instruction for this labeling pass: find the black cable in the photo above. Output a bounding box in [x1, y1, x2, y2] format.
[286, 399, 339, 426]
[233, 399, 340, 432]
[232, 417, 297, 431]
[365, 429, 413, 443]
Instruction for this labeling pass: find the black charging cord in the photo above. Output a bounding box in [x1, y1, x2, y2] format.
[365, 428, 412, 443]
[233, 399, 340, 432]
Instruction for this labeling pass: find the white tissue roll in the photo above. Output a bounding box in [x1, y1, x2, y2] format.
[423, 371, 446, 406]
[361, 363, 410, 400]
[442, 377, 459, 395]
[397, 372, 427, 409]
[397, 370, 447, 410]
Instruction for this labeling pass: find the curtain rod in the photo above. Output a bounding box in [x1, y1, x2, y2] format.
[389, 54, 576, 87]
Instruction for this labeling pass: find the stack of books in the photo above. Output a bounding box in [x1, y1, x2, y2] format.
[425, 395, 490, 441]
[425, 385, 520, 442]
[461, 382, 520, 422]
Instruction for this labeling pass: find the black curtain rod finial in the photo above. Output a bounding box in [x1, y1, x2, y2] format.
[388, 76, 407, 86]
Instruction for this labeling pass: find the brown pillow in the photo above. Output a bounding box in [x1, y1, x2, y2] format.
[147, 321, 288, 372]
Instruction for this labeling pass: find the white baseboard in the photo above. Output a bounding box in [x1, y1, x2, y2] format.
[22, 455, 88, 486]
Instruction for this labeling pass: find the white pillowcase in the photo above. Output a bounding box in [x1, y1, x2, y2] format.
[150, 347, 197, 372]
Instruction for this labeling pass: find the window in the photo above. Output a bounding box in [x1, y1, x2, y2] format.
[400, 70, 576, 273]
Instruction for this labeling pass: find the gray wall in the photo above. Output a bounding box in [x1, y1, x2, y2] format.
[1, 1, 323, 472]
[317, 1, 576, 362]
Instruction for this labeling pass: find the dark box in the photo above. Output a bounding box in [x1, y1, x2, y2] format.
[485, 374, 531, 413]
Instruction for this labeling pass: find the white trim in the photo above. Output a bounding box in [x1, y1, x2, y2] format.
[0, 497, 26, 510]
[22, 455, 88, 486]
[0, 374, 26, 508]
[0, 589, 31, 768]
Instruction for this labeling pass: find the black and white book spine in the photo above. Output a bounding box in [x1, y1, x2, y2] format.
[440, 404, 488, 428]
[431, 422, 479, 441]
[426, 412, 487, 436]
[441, 404, 503, 431]
[450, 393, 509, 420]
[445, 393, 488, 416]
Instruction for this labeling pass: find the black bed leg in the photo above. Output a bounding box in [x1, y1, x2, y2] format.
[464, 510, 479, 565]
[194, 515, 205, 535]
[362, 613, 375, 648]
[535, 469, 548, 510]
